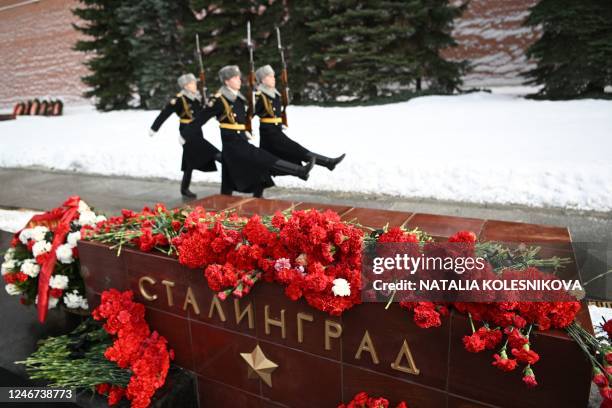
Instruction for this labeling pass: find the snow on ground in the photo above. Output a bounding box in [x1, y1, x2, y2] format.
[589, 305, 612, 337]
[0, 91, 611, 211]
[0, 209, 41, 233]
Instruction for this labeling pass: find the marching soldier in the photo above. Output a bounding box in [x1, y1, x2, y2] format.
[255, 65, 345, 170]
[194, 65, 314, 197]
[149, 73, 221, 199]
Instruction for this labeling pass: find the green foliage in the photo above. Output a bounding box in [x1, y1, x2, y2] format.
[525, 0, 612, 99]
[294, 0, 467, 103]
[73, 0, 467, 108]
[118, 0, 195, 109]
[185, 0, 287, 94]
[73, 0, 136, 111]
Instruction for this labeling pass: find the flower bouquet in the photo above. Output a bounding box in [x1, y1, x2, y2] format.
[17, 289, 174, 408]
[2, 196, 106, 320]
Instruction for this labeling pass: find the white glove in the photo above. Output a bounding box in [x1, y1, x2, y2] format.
[149, 129, 156, 137]
[178, 135, 186, 146]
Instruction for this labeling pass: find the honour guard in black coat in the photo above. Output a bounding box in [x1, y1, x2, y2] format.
[195, 65, 314, 197]
[255, 65, 345, 170]
[149, 73, 221, 198]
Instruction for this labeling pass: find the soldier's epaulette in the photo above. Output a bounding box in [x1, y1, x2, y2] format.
[207, 93, 220, 107]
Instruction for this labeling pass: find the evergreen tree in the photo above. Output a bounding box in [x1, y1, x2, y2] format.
[186, 0, 287, 94]
[304, 1, 417, 103]
[73, 0, 136, 111]
[296, 0, 467, 103]
[524, 0, 612, 99]
[404, 0, 468, 93]
[118, 0, 195, 109]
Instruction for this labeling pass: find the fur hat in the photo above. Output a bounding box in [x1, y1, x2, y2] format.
[218, 65, 241, 83]
[177, 73, 197, 89]
[255, 65, 275, 83]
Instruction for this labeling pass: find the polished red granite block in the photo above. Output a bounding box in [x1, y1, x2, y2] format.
[188, 195, 255, 212]
[447, 312, 591, 408]
[190, 320, 260, 394]
[259, 340, 342, 408]
[78, 195, 592, 408]
[145, 308, 194, 371]
[79, 240, 127, 294]
[342, 365, 447, 408]
[197, 376, 279, 408]
[293, 201, 353, 216]
[251, 283, 343, 361]
[341, 302, 449, 390]
[480, 220, 572, 252]
[447, 396, 497, 408]
[232, 198, 298, 217]
[340, 207, 413, 229]
[405, 213, 486, 240]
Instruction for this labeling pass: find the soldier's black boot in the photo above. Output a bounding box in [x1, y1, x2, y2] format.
[252, 186, 264, 198]
[306, 152, 346, 171]
[272, 157, 315, 181]
[180, 170, 197, 198]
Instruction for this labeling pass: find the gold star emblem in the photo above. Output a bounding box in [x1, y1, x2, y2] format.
[240, 344, 278, 387]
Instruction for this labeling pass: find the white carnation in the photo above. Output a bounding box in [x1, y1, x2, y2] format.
[32, 241, 52, 257]
[55, 244, 74, 264]
[3, 248, 15, 261]
[78, 200, 90, 213]
[66, 231, 81, 248]
[95, 214, 107, 223]
[49, 274, 69, 290]
[19, 228, 33, 244]
[31, 226, 49, 242]
[5, 284, 21, 296]
[63, 290, 88, 310]
[35, 295, 59, 309]
[1, 260, 16, 275]
[20, 259, 40, 278]
[332, 278, 351, 297]
[78, 210, 97, 226]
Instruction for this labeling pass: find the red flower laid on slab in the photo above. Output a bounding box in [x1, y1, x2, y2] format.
[511, 345, 540, 365]
[463, 332, 486, 353]
[338, 391, 409, 408]
[492, 351, 518, 372]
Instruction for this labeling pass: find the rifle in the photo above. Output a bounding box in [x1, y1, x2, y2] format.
[195, 34, 208, 104]
[245, 21, 256, 134]
[275, 26, 289, 127]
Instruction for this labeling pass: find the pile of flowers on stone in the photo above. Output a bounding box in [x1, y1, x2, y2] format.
[2, 196, 105, 320]
[17, 289, 173, 408]
[338, 391, 408, 408]
[85, 202, 588, 390]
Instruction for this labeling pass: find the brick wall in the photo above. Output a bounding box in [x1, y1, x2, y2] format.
[0, 0, 88, 109]
[0, 0, 540, 110]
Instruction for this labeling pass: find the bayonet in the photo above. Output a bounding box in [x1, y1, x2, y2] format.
[195, 34, 208, 104]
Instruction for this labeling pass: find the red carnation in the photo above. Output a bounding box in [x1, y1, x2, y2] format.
[448, 231, 477, 243]
[462, 332, 486, 353]
[49, 288, 63, 298]
[107, 385, 125, 406]
[512, 345, 540, 365]
[604, 319, 612, 339]
[413, 304, 442, 328]
[477, 326, 502, 350]
[506, 327, 529, 349]
[594, 369, 609, 387]
[522, 366, 538, 388]
[95, 383, 110, 395]
[492, 351, 518, 372]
